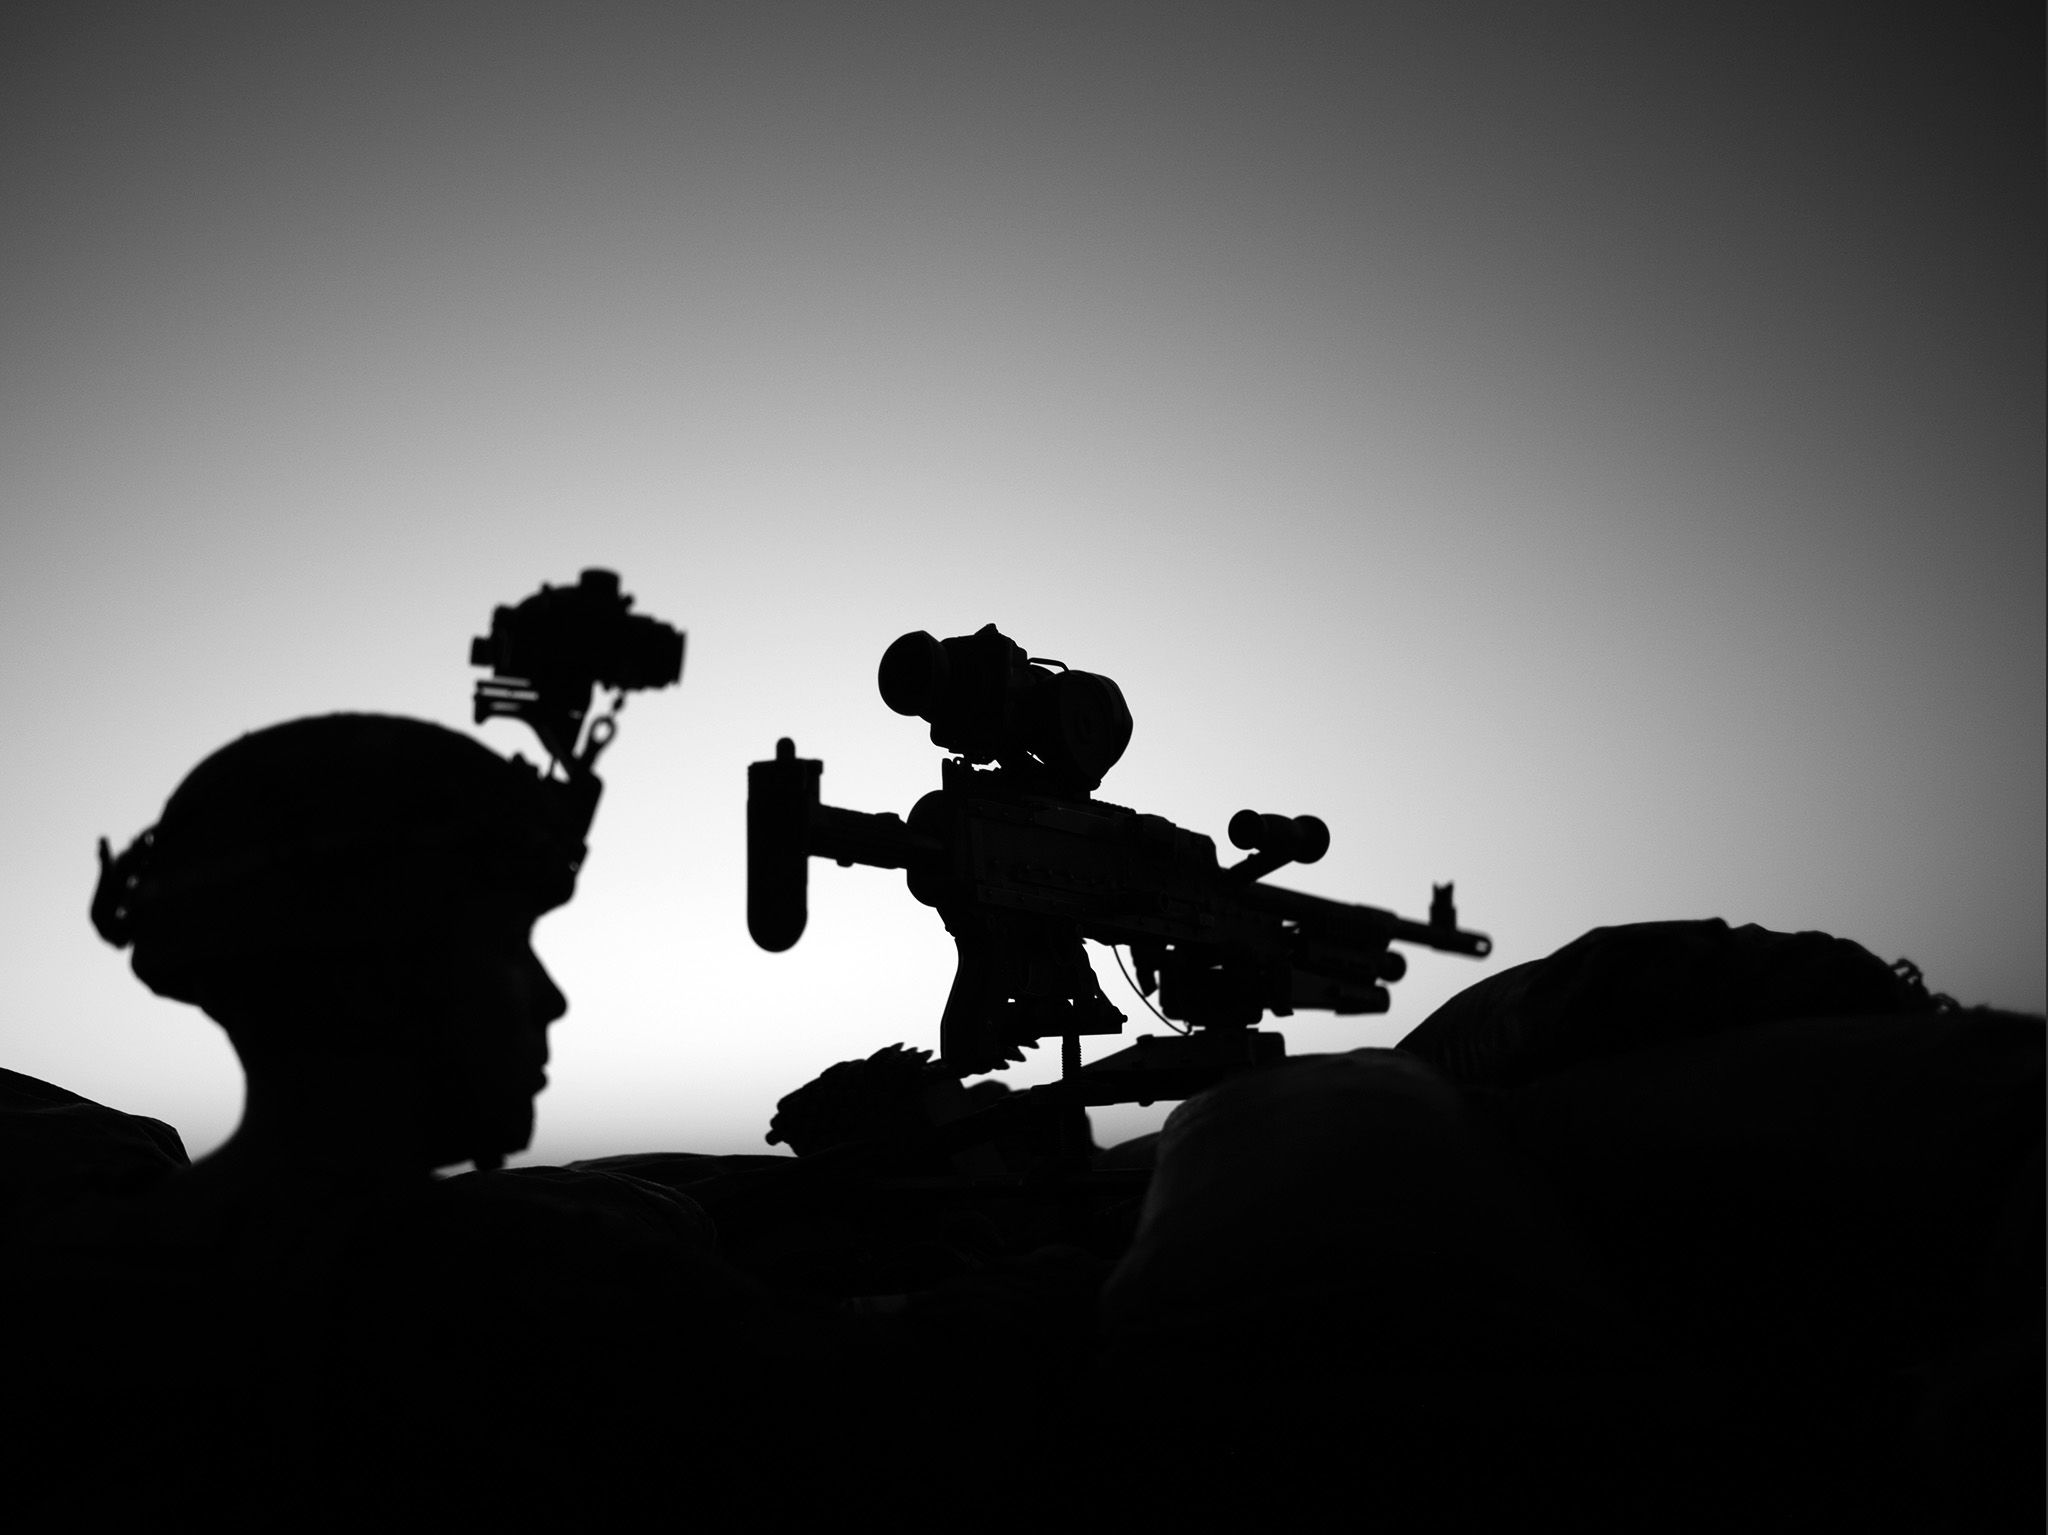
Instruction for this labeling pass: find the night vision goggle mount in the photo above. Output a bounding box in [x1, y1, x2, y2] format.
[470, 568, 685, 838]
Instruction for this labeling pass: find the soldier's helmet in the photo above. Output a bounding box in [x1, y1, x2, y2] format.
[92, 714, 586, 1007]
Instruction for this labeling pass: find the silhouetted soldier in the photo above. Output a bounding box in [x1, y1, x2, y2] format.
[92, 715, 577, 1187]
[15, 713, 1081, 1530]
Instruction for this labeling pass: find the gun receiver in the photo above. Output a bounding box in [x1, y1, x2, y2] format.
[749, 625, 1490, 1106]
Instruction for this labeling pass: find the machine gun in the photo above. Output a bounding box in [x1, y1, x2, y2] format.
[747, 623, 1490, 1174]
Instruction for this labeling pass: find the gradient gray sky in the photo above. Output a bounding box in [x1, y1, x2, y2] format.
[3, 2, 2040, 1162]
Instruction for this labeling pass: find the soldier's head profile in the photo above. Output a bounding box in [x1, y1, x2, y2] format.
[93, 714, 581, 1173]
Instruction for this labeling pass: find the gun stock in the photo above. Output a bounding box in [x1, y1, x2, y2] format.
[746, 739, 819, 952]
[748, 737, 945, 952]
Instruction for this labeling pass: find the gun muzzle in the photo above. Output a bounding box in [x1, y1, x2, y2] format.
[748, 738, 819, 951]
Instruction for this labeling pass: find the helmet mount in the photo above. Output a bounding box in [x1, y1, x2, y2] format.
[92, 571, 684, 997]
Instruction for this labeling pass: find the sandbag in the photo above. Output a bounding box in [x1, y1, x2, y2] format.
[1488, 1008, 2044, 1370]
[1097, 1049, 1649, 1372]
[0, 1068, 187, 1234]
[1397, 918, 1937, 1088]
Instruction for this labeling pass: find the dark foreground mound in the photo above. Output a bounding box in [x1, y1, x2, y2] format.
[1087, 921, 2042, 1533]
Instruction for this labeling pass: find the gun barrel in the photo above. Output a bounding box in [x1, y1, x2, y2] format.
[1242, 880, 1493, 958]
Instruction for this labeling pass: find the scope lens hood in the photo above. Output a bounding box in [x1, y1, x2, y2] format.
[879, 631, 948, 718]
[1046, 670, 1132, 790]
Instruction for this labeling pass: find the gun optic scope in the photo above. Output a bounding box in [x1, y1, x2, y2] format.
[878, 625, 1132, 795]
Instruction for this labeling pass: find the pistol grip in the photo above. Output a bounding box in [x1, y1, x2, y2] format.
[940, 926, 1015, 1077]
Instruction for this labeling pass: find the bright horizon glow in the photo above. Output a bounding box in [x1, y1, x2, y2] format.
[2, 5, 2039, 1165]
